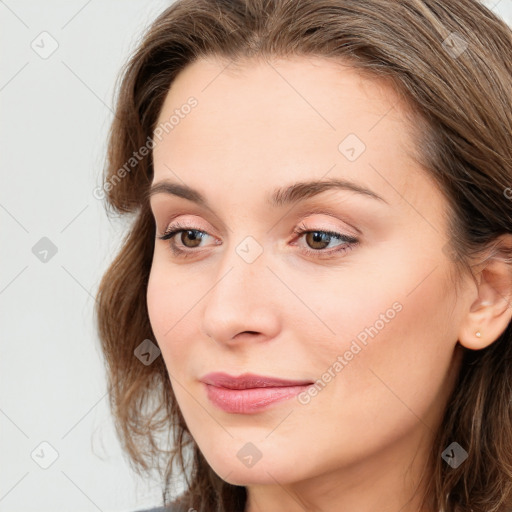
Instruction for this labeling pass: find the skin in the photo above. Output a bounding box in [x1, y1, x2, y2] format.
[146, 55, 512, 512]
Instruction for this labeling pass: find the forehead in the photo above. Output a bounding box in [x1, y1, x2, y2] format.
[151, 55, 425, 203]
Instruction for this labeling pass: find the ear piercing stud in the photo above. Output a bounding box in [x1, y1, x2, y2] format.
[475, 331, 482, 338]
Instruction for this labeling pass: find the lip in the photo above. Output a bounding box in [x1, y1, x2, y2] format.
[200, 372, 314, 414]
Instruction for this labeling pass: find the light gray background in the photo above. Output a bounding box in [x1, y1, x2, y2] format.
[1, 1, 511, 511]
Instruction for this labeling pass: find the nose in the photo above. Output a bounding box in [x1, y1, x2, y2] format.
[200, 240, 281, 346]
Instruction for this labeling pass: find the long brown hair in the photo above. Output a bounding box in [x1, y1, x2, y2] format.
[95, 1, 512, 510]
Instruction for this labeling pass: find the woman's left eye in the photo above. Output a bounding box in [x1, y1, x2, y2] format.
[157, 220, 359, 259]
[292, 224, 359, 258]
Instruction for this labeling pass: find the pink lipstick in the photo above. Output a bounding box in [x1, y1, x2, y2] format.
[200, 372, 314, 414]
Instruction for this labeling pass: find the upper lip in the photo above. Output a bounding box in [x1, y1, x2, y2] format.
[200, 372, 314, 389]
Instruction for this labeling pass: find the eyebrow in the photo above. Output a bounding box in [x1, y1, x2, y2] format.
[147, 177, 388, 209]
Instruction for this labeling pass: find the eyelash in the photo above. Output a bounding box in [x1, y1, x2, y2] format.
[157, 220, 359, 259]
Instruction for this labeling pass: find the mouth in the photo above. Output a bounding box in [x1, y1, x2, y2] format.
[200, 372, 314, 414]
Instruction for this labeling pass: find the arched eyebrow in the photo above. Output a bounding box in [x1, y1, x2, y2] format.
[269, 178, 388, 207]
[147, 177, 388, 211]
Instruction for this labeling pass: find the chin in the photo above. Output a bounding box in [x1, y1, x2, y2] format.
[205, 453, 304, 487]
[212, 466, 282, 486]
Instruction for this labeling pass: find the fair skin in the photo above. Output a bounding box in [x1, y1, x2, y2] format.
[146, 56, 512, 512]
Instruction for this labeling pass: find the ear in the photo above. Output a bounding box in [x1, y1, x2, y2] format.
[458, 235, 512, 350]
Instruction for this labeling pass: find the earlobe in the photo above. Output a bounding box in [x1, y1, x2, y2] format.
[457, 239, 512, 351]
[458, 294, 511, 351]
[458, 327, 493, 351]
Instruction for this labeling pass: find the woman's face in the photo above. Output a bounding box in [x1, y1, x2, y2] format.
[147, 56, 470, 502]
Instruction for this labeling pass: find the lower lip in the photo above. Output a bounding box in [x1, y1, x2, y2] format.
[204, 383, 312, 414]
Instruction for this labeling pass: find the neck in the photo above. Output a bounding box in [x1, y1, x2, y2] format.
[244, 426, 436, 512]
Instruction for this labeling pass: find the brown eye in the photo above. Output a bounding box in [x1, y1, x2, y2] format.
[304, 231, 332, 250]
[157, 221, 213, 256]
[178, 230, 204, 248]
[292, 225, 359, 258]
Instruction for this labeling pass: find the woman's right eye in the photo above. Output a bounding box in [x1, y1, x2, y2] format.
[157, 221, 213, 257]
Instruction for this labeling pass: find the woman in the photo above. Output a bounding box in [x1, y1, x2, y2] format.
[95, 0, 512, 511]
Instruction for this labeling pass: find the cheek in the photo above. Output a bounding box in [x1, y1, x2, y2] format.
[146, 260, 209, 381]
[302, 250, 457, 438]
[146, 267, 168, 341]
[146, 265, 188, 366]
